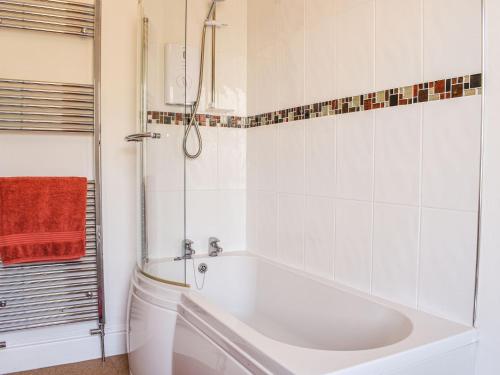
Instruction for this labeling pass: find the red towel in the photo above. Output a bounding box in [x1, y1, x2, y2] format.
[0, 177, 87, 265]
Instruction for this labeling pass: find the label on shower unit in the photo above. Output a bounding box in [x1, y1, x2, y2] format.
[164, 43, 200, 106]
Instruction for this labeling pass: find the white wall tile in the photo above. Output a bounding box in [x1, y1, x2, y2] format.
[278, 193, 305, 269]
[146, 125, 184, 191]
[305, 0, 336, 103]
[276, 0, 305, 109]
[246, 190, 258, 252]
[335, 0, 375, 98]
[335, 199, 373, 292]
[146, 190, 184, 260]
[246, 0, 260, 117]
[186, 127, 218, 190]
[255, 45, 279, 114]
[186, 190, 218, 255]
[374, 105, 421, 206]
[336, 111, 374, 201]
[419, 208, 478, 325]
[218, 128, 246, 190]
[251, 0, 279, 51]
[217, 190, 246, 251]
[278, 121, 306, 194]
[372, 204, 420, 307]
[422, 96, 481, 211]
[256, 124, 278, 192]
[215, 51, 248, 116]
[423, 0, 482, 81]
[256, 191, 278, 260]
[375, 0, 422, 90]
[251, 0, 280, 114]
[246, 128, 259, 190]
[305, 196, 335, 278]
[306, 116, 336, 197]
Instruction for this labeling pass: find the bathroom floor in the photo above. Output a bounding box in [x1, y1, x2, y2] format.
[11, 355, 129, 375]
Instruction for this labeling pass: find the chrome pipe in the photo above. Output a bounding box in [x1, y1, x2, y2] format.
[0, 281, 97, 294]
[0, 310, 98, 325]
[0, 296, 96, 312]
[93, 0, 106, 361]
[0, 103, 93, 111]
[0, 118, 93, 125]
[0, 94, 93, 102]
[139, 16, 149, 266]
[0, 274, 97, 288]
[0, 78, 93, 89]
[33, 0, 95, 8]
[0, 316, 98, 334]
[0, 85, 94, 96]
[0, 23, 94, 37]
[0, 15, 95, 30]
[0, 1, 95, 16]
[1, 296, 97, 310]
[0, 110, 93, 117]
[0, 265, 96, 278]
[0, 125, 93, 132]
[0, 303, 98, 318]
[0, 6, 94, 23]
[3, 289, 97, 302]
[211, 5, 216, 106]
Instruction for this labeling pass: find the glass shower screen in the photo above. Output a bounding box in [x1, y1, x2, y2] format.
[134, 0, 189, 286]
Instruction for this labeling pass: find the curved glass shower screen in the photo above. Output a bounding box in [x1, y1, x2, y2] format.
[135, 0, 189, 286]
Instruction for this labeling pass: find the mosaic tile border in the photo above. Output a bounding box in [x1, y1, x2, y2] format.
[148, 73, 482, 129]
[147, 111, 246, 128]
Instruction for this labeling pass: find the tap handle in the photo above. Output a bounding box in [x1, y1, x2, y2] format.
[209, 237, 220, 246]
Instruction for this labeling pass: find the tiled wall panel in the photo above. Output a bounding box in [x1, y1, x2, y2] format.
[245, 0, 482, 326]
[146, 125, 247, 259]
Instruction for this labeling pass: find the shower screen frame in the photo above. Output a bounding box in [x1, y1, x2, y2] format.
[134, 0, 189, 288]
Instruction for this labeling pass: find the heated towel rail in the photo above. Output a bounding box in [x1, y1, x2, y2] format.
[0, 0, 105, 361]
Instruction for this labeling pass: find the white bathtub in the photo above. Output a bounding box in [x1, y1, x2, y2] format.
[127, 252, 477, 375]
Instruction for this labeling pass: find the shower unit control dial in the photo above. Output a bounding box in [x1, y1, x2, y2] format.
[164, 43, 200, 106]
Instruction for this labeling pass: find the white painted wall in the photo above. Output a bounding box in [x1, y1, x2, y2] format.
[246, 0, 483, 327]
[474, 1, 500, 374]
[0, 0, 139, 372]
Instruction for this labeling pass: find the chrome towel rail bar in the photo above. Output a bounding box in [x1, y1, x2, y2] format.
[0, 95, 94, 103]
[0, 102, 93, 110]
[0, 86, 94, 96]
[0, 78, 93, 88]
[0, 78, 95, 132]
[0, 0, 94, 16]
[0, 315, 99, 334]
[0, 7, 93, 23]
[0, 110, 94, 117]
[0, 0, 95, 37]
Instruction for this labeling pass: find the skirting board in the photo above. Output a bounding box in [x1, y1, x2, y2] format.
[0, 325, 127, 374]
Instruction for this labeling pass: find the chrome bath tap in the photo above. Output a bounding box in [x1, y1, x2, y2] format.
[208, 237, 223, 257]
[174, 239, 196, 261]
